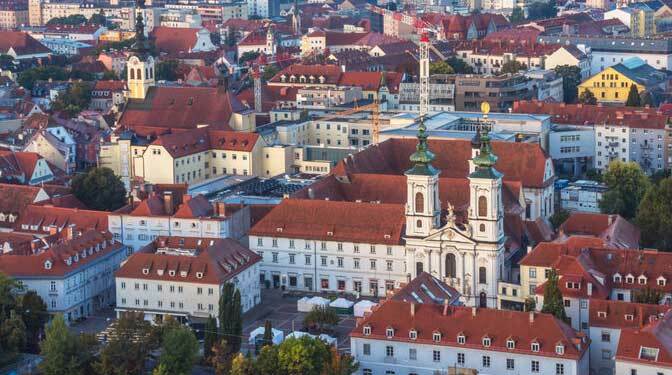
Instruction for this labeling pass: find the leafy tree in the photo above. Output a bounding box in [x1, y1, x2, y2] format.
[238, 51, 260, 64]
[600, 161, 650, 219]
[549, 209, 571, 230]
[262, 319, 273, 347]
[203, 315, 218, 361]
[429, 61, 454, 75]
[89, 12, 107, 26]
[541, 269, 568, 323]
[500, 60, 526, 74]
[277, 336, 331, 375]
[102, 70, 119, 80]
[303, 306, 339, 334]
[0, 310, 26, 363]
[158, 325, 199, 375]
[527, 0, 557, 20]
[0, 54, 14, 70]
[152, 364, 170, 375]
[0, 272, 18, 320]
[40, 314, 97, 375]
[18, 290, 47, 353]
[632, 286, 664, 304]
[71, 167, 126, 210]
[94, 311, 153, 375]
[18, 66, 68, 90]
[262, 65, 279, 81]
[254, 344, 280, 374]
[554, 65, 582, 103]
[155, 60, 180, 81]
[211, 339, 235, 375]
[323, 346, 358, 375]
[641, 91, 654, 107]
[578, 89, 597, 105]
[585, 168, 602, 182]
[446, 56, 473, 74]
[46, 14, 87, 26]
[523, 296, 536, 312]
[51, 82, 92, 118]
[218, 283, 242, 353]
[625, 84, 641, 106]
[230, 353, 255, 375]
[636, 178, 672, 250]
[510, 7, 525, 23]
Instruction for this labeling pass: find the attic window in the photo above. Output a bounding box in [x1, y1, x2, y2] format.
[169, 270, 176, 276]
[196, 272, 203, 279]
[531, 342, 540, 352]
[597, 311, 607, 318]
[157, 269, 164, 276]
[506, 339, 515, 349]
[625, 314, 634, 321]
[142, 268, 149, 275]
[363, 325, 371, 336]
[556, 344, 565, 355]
[386, 327, 394, 338]
[638, 276, 647, 285]
[626, 275, 634, 284]
[384, 234, 391, 239]
[276, 227, 283, 232]
[44, 260, 52, 270]
[613, 274, 622, 283]
[180, 271, 187, 278]
[432, 332, 442, 342]
[327, 231, 334, 236]
[457, 334, 466, 344]
[409, 329, 417, 340]
[482, 337, 491, 347]
[658, 277, 666, 286]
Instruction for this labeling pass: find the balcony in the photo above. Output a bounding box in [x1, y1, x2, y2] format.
[608, 142, 619, 147]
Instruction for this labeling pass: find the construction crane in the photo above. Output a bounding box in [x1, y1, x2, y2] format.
[419, 32, 430, 122]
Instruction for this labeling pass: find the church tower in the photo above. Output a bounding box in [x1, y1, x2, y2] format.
[127, 0, 155, 100]
[266, 26, 276, 56]
[405, 119, 441, 238]
[291, 0, 301, 35]
[468, 125, 504, 244]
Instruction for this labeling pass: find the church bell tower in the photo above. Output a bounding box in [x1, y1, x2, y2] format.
[127, 0, 155, 100]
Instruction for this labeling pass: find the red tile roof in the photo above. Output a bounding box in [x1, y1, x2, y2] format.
[513, 100, 667, 130]
[0, 31, 50, 56]
[238, 30, 268, 46]
[484, 27, 542, 44]
[589, 300, 669, 329]
[559, 212, 640, 249]
[115, 236, 261, 285]
[15, 205, 109, 234]
[93, 80, 127, 92]
[151, 27, 200, 55]
[249, 198, 405, 245]
[0, 150, 42, 182]
[338, 71, 403, 93]
[0, 184, 45, 226]
[390, 272, 460, 305]
[0, 230, 122, 277]
[269, 64, 343, 85]
[616, 310, 672, 368]
[150, 127, 259, 158]
[352, 300, 588, 360]
[332, 138, 552, 188]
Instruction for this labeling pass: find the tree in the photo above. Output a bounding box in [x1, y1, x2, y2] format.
[211, 339, 235, 375]
[625, 84, 641, 106]
[600, 161, 650, 219]
[40, 315, 97, 375]
[323, 346, 358, 375]
[429, 61, 454, 75]
[102, 70, 119, 80]
[0, 310, 26, 364]
[632, 286, 664, 304]
[262, 65, 279, 81]
[500, 60, 526, 74]
[510, 7, 525, 23]
[262, 319, 273, 347]
[554, 65, 582, 103]
[303, 306, 339, 334]
[276, 336, 331, 375]
[158, 325, 199, 375]
[527, 0, 557, 20]
[51, 82, 92, 118]
[238, 51, 260, 65]
[46, 14, 87, 26]
[641, 91, 654, 107]
[18, 290, 47, 353]
[549, 209, 571, 230]
[446, 57, 473, 74]
[218, 283, 242, 354]
[94, 311, 154, 375]
[203, 315, 218, 361]
[152, 364, 170, 375]
[155, 60, 180, 81]
[229, 353, 255, 375]
[254, 344, 280, 374]
[541, 269, 568, 323]
[636, 178, 672, 250]
[578, 89, 597, 105]
[18, 66, 68, 90]
[71, 167, 126, 211]
[89, 12, 107, 26]
[523, 296, 536, 312]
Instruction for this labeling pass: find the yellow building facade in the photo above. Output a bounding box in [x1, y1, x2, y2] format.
[578, 66, 642, 104]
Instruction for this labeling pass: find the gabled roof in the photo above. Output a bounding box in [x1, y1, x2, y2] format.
[0, 31, 51, 56]
[589, 300, 669, 329]
[0, 150, 42, 182]
[390, 272, 461, 305]
[15, 205, 109, 233]
[150, 127, 260, 158]
[151, 27, 201, 55]
[616, 310, 672, 368]
[559, 212, 640, 249]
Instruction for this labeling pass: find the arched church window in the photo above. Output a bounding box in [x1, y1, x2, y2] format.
[149, 67, 153, 79]
[130, 68, 135, 80]
[479, 224, 485, 232]
[415, 192, 424, 213]
[445, 254, 456, 278]
[416, 219, 422, 228]
[479, 267, 487, 284]
[136, 68, 142, 80]
[478, 196, 487, 217]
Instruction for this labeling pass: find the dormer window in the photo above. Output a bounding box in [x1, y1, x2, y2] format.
[482, 337, 491, 347]
[409, 329, 417, 340]
[598, 311, 607, 318]
[73, 254, 79, 262]
[626, 275, 634, 284]
[157, 269, 164, 276]
[180, 271, 187, 278]
[44, 260, 52, 270]
[625, 314, 634, 321]
[432, 332, 442, 342]
[142, 268, 149, 275]
[613, 274, 622, 283]
[457, 334, 466, 344]
[386, 327, 394, 338]
[556, 344, 565, 355]
[363, 325, 371, 336]
[638, 276, 647, 285]
[196, 272, 203, 279]
[657, 277, 666, 286]
[169, 270, 176, 276]
[531, 342, 540, 352]
[507, 339, 515, 349]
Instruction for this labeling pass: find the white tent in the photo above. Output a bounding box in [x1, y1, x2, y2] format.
[318, 334, 337, 346]
[285, 331, 313, 340]
[248, 326, 284, 346]
[354, 300, 377, 317]
[329, 297, 354, 308]
[297, 296, 312, 312]
[308, 296, 330, 307]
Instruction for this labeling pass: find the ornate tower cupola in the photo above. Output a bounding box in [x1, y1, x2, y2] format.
[127, 0, 155, 100]
[468, 123, 504, 243]
[405, 119, 441, 237]
[292, 0, 301, 35]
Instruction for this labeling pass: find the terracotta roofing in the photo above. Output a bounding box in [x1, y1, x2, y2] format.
[338, 71, 403, 94]
[616, 310, 672, 368]
[238, 30, 268, 46]
[236, 85, 299, 112]
[115, 236, 261, 285]
[589, 300, 670, 329]
[390, 272, 460, 305]
[0, 150, 42, 182]
[520, 236, 609, 267]
[0, 31, 51, 56]
[269, 64, 343, 85]
[15, 204, 109, 233]
[455, 40, 565, 58]
[221, 19, 265, 32]
[559, 212, 640, 249]
[0, 232, 36, 256]
[484, 27, 542, 44]
[332, 138, 552, 188]
[249, 199, 405, 245]
[352, 300, 588, 360]
[118, 86, 246, 132]
[513, 100, 667, 130]
[150, 127, 260, 158]
[0, 230, 122, 277]
[151, 27, 201, 55]
[0, 184, 45, 224]
[93, 80, 127, 92]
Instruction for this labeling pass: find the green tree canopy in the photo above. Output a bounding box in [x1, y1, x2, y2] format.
[89, 12, 107, 26]
[94, 311, 154, 375]
[554, 65, 582, 103]
[0, 273, 23, 365]
[18, 66, 68, 90]
[500, 60, 527, 74]
[323, 346, 358, 375]
[155, 60, 180, 81]
[446, 56, 473, 74]
[204, 315, 218, 361]
[303, 306, 340, 334]
[429, 61, 454, 75]
[71, 167, 127, 211]
[600, 161, 650, 219]
[40, 315, 97, 375]
[641, 91, 654, 107]
[578, 89, 597, 105]
[262, 319, 273, 347]
[636, 177, 672, 250]
[238, 51, 260, 64]
[18, 290, 47, 353]
[527, 0, 557, 20]
[158, 325, 199, 375]
[51, 82, 92, 118]
[229, 353, 255, 375]
[541, 269, 568, 322]
[218, 283, 242, 354]
[46, 14, 87, 26]
[509, 7, 525, 23]
[276, 336, 331, 375]
[625, 84, 641, 106]
[549, 208, 570, 230]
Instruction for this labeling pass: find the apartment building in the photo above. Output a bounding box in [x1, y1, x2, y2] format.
[0, 228, 127, 322]
[614, 310, 672, 375]
[115, 236, 261, 323]
[0, 0, 28, 29]
[453, 74, 534, 112]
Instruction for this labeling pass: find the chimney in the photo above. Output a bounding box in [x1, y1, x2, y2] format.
[410, 302, 415, 317]
[472, 307, 477, 317]
[183, 194, 191, 203]
[65, 224, 76, 240]
[216, 202, 226, 217]
[529, 311, 535, 323]
[163, 192, 174, 215]
[30, 239, 39, 253]
[443, 299, 449, 316]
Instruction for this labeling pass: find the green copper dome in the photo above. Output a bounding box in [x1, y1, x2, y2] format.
[406, 118, 439, 176]
[470, 127, 501, 179]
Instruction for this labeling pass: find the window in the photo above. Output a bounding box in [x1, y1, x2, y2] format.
[433, 332, 442, 342]
[386, 260, 393, 271]
[385, 345, 394, 357]
[272, 238, 278, 248]
[321, 256, 327, 266]
[556, 344, 564, 355]
[482, 337, 491, 347]
[386, 327, 394, 338]
[50, 281, 56, 292]
[289, 239, 295, 249]
[457, 334, 465, 344]
[602, 349, 612, 359]
[457, 353, 465, 365]
[415, 192, 424, 213]
[370, 245, 376, 254]
[289, 253, 295, 264]
[272, 253, 279, 263]
[370, 259, 376, 270]
[478, 196, 487, 216]
[363, 343, 370, 355]
[531, 342, 540, 352]
[506, 358, 515, 370]
[354, 258, 360, 269]
[640, 347, 659, 361]
[482, 355, 490, 368]
[531, 360, 540, 373]
[337, 257, 344, 268]
[305, 255, 311, 265]
[433, 350, 441, 362]
[363, 325, 371, 335]
[409, 348, 417, 360]
[363, 370, 372, 375]
[601, 331, 611, 342]
[556, 363, 564, 375]
[529, 267, 537, 278]
[506, 339, 515, 349]
[479, 267, 487, 284]
[564, 299, 570, 307]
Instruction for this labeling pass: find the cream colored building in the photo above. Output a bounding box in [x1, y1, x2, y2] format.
[0, 7, 28, 29]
